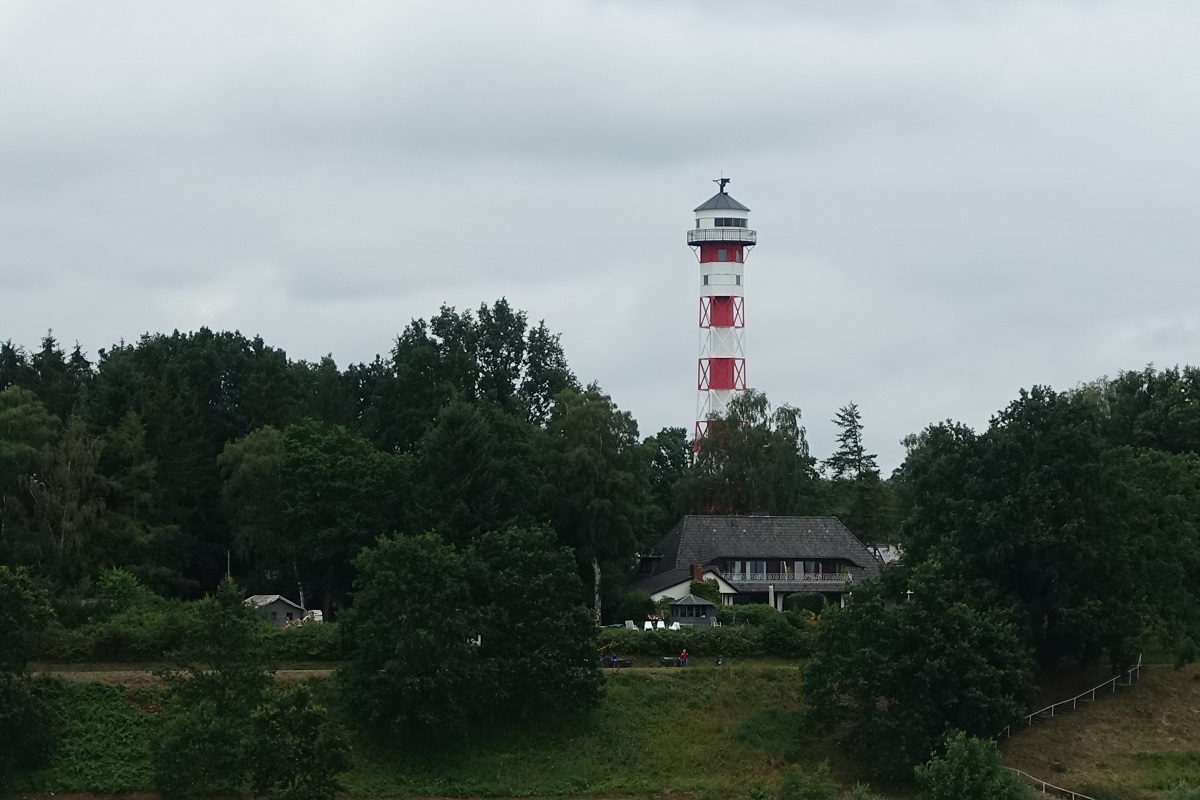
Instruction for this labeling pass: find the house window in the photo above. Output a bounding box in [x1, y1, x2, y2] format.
[804, 560, 821, 575]
[749, 560, 766, 576]
[286, 612, 294, 621]
[270, 611, 278, 621]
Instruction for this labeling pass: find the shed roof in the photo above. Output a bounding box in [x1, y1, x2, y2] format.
[669, 593, 716, 607]
[244, 594, 305, 611]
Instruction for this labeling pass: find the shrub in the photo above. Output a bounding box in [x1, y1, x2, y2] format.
[0, 565, 53, 672]
[776, 762, 837, 800]
[758, 613, 811, 658]
[689, 579, 722, 605]
[597, 626, 763, 658]
[0, 674, 59, 783]
[249, 684, 351, 800]
[1163, 786, 1200, 800]
[784, 592, 826, 615]
[612, 589, 656, 625]
[259, 622, 345, 662]
[913, 731, 1025, 800]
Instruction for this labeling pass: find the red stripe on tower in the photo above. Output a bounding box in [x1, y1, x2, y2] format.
[687, 178, 755, 443]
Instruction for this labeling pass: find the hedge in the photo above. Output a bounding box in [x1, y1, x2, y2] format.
[598, 618, 810, 659]
[34, 614, 347, 664]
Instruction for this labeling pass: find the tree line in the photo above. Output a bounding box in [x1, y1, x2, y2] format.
[0, 299, 899, 622]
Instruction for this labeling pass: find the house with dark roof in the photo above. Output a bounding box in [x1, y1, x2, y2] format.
[633, 515, 881, 610]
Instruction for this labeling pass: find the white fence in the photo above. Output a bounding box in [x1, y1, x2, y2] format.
[999, 654, 1143, 800]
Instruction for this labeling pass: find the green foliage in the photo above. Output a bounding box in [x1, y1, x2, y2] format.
[0, 564, 53, 672]
[784, 592, 826, 615]
[802, 564, 1032, 780]
[777, 762, 838, 800]
[1163, 784, 1200, 800]
[259, 621, 346, 662]
[597, 623, 800, 658]
[250, 684, 351, 800]
[690, 578, 722, 605]
[678, 390, 821, 515]
[898, 384, 1200, 667]
[7, 679, 156, 793]
[612, 588, 656, 625]
[542, 387, 654, 622]
[341, 527, 603, 740]
[221, 419, 409, 617]
[97, 566, 162, 612]
[153, 579, 272, 800]
[842, 784, 885, 800]
[0, 674, 59, 783]
[913, 731, 1026, 800]
[154, 707, 254, 800]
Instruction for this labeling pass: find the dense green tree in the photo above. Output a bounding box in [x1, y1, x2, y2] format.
[645, 425, 691, 533]
[0, 565, 53, 673]
[913, 731, 1025, 800]
[898, 385, 1200, 666]
[339, 532, 489, 738]
[221, 420, 408, 616]
[542, 388, 652, 624]
[249, 684, 351, 800]
[0, 566, 58, 781]
[341, 527, 602, 740]
[802, 564, 1031, 780]
[85, 329, 306, 594]
[822, 403, 894, 543]
[469, 526, 603, 720]
[1101, 366, 1200, 455]
[678, 390, 821, 515]
[414, 400, 542, 545]
[154, 578, 272, 800]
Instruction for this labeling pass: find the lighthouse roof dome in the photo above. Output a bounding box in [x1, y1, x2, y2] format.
[694, 191, 750, 213]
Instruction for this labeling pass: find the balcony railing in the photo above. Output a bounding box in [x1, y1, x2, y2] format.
[687, 228, 757, 245]
[724, 572, 851, 588]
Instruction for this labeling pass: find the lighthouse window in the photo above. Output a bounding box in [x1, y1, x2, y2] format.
[736, 275, 742, 286]
[717, 249, 728, 262]
[714, 218, 747, 228]
[702, 275, 709, 285]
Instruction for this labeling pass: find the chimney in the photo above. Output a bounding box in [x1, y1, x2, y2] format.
[691, 564, 705, 582]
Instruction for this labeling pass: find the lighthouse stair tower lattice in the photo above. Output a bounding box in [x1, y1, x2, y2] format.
[688, 178, 755, 442]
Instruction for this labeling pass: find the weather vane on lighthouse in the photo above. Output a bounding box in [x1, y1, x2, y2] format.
[686, 177, 755, 443]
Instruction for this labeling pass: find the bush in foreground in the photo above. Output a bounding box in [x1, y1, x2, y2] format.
[914, 731, 1025, 800]
[803, 564, 1031, 780]
[340, 526, 601, 740]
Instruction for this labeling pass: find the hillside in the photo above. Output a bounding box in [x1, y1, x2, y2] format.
[11, 662, 864, 798]
[1002, 663, 1200, 799]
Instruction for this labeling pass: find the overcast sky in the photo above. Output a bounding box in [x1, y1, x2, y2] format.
[2, 0, 1197, 471]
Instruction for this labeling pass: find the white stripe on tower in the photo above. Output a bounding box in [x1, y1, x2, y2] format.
[687, 178, 755, 443]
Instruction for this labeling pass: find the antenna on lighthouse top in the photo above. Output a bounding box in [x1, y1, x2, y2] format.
[714, 176, 730, 193]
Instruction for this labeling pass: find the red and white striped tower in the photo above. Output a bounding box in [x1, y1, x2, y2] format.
[688, 177, 755, 441]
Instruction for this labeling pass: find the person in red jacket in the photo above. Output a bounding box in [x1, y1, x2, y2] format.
[679, 648, 689, 667]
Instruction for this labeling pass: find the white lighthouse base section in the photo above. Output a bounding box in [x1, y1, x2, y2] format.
[701, 327, 745, 360]
[698, 388, 741, 424]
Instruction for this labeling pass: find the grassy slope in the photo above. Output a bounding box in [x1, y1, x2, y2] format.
[1002, 663, 1200, 799]
[12, 662, 861, 798]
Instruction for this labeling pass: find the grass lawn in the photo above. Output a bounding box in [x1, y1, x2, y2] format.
[1001, 663, 1200, 799]
[10, 660, 872, 799]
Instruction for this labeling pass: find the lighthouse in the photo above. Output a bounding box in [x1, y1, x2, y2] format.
[688, 178, 755, 441]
